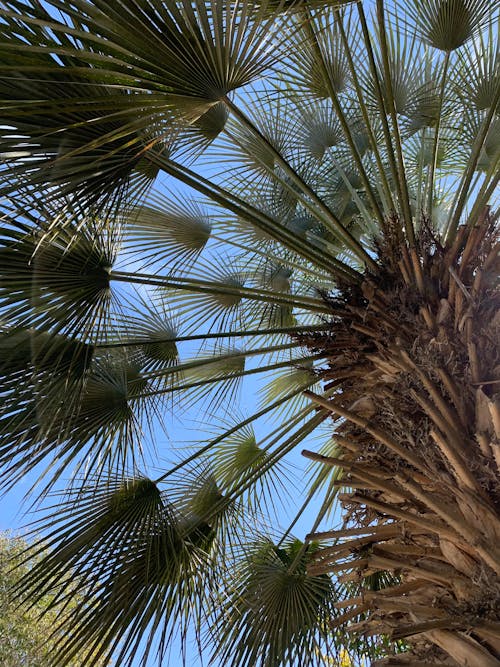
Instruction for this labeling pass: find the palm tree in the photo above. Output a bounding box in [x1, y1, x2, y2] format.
[0, 0, 499, 665]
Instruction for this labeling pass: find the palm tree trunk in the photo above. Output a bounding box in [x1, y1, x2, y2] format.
[304, 212, 500, 665]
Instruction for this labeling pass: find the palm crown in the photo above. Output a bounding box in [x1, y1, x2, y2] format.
[0, 0, 499, 665]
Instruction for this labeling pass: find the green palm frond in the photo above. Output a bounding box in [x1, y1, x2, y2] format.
[453, 18, 500, 110]
[259, 360, 319, 417]
[175, 345, 247, 414]
[0, 326, 94, 379]
[222, 90, 298, 173]
[1, 0, 499, 665]
[476, 116, 500, 171]
[14, 474, 215, 667]
[0, 198, 116, 337]
[214, 422, 274, 478]
[165, 461, 256, 553]
[119, 312, 180, 375]
[209, 418, 294, 513]
[402, 0, 495, 52]
[368, 24, 420, 117]
[159, 257, 248, 333]
[0, 347, 161, 493]
[243, 261, 321, 334]
[0, 0, 289, 209]
[0, 7, 164, 208]
[285, 20, 352, 99]
[123, 195, 212, 272]
[261, 0, 355, 13]
[191, 102, 231, 141]
[0, 325, 96, 492]
[209, 537, 337, 667]
[296, 101, 345, 161]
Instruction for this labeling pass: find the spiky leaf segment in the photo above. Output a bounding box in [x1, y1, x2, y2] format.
[0, 0, 499, 665]
[13, 475, 217, 667]
[209, 538, 339, 667]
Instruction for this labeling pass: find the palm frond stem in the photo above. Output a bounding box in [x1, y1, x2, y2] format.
[95, 323, 331, 349]
[300, 8, 388, 245]
[148, 153, 363, 280]
[277, 483, 326, 547]
[376, 0, 416, 251]
[357, 3, 408, 227]
[208, 232, 331, 281]
[445, 80, 500, 242]
[465, 169, 499, 232]
[181, 409, 326, 535]
[335, 8, 395, 211]
[223, 96, 379, 271]
[218, 410, 328, 520]
[154, 386, 320, 485]
[110, 271, 331, 313]
[137, 352, 323, 399]
[135, 340, 311, 382]
[426, 50, 450, 215]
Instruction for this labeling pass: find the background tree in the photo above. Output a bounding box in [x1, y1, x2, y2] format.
[0, 532, 112, 666]
[0, 0, 498, 666]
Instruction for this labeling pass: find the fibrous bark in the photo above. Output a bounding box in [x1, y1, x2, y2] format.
[302, 213, 500, 665]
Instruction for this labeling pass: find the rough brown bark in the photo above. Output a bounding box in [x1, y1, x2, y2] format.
[302, 215, 500, 665]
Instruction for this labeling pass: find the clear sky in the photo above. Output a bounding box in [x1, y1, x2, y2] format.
[0, 4, 340, 665]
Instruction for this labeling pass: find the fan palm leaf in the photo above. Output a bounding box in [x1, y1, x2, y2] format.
[453, 18, 500, 111]
[402, 0, 495, 52]
[13, 474, 216, 666]
[123, 197, 212, 272]
[211, 419, 292, 512]
[0, 0, 499, 665]
[0, 0, 289, 210]
[209, 537, 338, 667]
[0, 352, 153, 493]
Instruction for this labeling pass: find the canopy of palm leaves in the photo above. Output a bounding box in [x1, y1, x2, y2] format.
[0, 0, 499, 665]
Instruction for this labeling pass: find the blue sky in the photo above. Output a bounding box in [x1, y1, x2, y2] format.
[0, 168, 335, 663]
[0, 3, 344, 665]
